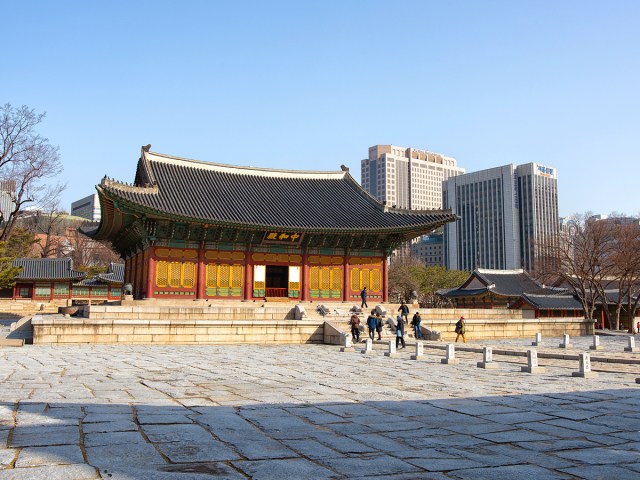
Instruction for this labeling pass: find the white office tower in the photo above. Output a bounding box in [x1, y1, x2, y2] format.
[444, 163, 559, 272]
[361, 145, 465, 210]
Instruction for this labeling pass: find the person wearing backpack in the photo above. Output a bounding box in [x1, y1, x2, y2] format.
[455, 316, 466, 343]
[366, 310, 377, 341]
[395, 315, 406, 349]
[349, 313, 361, 342]
[375, 313, 383, 340]
[398, 301, 409, 324]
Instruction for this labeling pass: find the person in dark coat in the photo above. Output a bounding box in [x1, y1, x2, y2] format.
[395, 315, 406, 349]
[398, 301, 409, 324]
[411, 311, 423, 339]
[455, 316, 466, 343]
[360, 287, 368, 308]
[375, 313, 383, 340]
[366, 310, 377, 340]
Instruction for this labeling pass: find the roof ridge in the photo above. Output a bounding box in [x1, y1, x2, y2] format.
[143, 149, 348, 179]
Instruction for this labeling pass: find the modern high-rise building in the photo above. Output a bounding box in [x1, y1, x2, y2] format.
[71, 193, 101, 222]
[443, 163, 559, 272]
[361, 145, 465, 210]
[360, 145, 464, 263]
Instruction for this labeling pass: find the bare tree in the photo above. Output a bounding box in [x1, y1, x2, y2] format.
[538, 214, 600, 320]
[610, 220, 640, 331]
[0, 103, 65, 240]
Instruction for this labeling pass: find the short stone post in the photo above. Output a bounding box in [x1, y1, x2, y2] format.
[339, 334, 353, 352]
[441, 344, 459, 365]
[384, 340, 397, 357]
[559, 334, 572, 348]
[589, 335, 603, 351]
[521, 349, 545, 373]
[477, 346, 498, 369]
[572, 352, 597, 378]
[410, 341, 426, 360]
[624, 336, 637, 352]
[532, 333, 542, 346]
[361, 338, 373, 355]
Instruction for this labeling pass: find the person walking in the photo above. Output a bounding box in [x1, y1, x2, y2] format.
[455, 316, 466, 343]
[349, 313, 361, 342]
[395, 315, 406, 349]
[375, 313, 383, 340]
[366, 310, 377, 341]
[411, 311, 423, 339]
[398, 301, 409, 324]
[360, 287, 368, 308]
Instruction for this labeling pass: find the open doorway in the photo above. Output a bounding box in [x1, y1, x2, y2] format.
[265, 266, 288, 297]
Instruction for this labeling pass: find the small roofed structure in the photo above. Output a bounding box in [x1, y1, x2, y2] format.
[514, 294, 585, 318]
[438, 268, 566, 309]
[1, 258, 124, 303]
[85, 146, 458, 302]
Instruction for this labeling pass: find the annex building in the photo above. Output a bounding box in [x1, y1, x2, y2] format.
[86, 146, 457, 303]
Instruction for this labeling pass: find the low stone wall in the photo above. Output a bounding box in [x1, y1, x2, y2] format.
[31, 315, 325, 345]
[426, 317, 593, 341]
[80, 304, 299, 321]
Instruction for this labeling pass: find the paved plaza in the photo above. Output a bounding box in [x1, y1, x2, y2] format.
[0, 335, 639, 479]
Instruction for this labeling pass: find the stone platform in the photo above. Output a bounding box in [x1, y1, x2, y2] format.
[27, 302, 595, 345]
[0, 337, 639, 479]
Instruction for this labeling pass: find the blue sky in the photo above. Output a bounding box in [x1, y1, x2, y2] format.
[3, 1, 639, 217]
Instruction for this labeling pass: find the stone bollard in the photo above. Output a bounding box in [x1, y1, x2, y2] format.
[572, 352, 597, 378]
[441, 344, 459, 365]
[559, 334, 572, 349]
[589, 335, 603, 351]
[477, 346, 498, 369]
[624, 336, 637, 353]
[410, 342, 426, 360]
[384, 340, 398, 357]
[361, 338, 373, 355]
[532, 333, 542, 346]
[339, 334, 353, 352]
[521, 349, 546, 373]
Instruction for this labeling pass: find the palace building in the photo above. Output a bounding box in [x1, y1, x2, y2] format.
[86, 146, 457, 303]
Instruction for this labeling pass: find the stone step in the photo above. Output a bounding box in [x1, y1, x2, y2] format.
[0, 338, 23, 347]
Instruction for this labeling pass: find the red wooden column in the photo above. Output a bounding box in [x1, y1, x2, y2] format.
[146, 247, 156, 299]
[243, 247, 253, 301]
[382, 256, 389, 303]
[342, 253, 349, 302]
[301, 252, 309, 301]
[132, 254, 139, 299]
[196, 248, 206, 299]
[49, 282, 54, 301]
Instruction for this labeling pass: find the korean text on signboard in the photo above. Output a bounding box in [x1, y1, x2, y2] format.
[263, 232, 303, 244]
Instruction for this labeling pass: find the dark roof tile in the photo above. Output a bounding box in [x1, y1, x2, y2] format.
[98, 150, 457, 233]
[13, 258, 86, 281]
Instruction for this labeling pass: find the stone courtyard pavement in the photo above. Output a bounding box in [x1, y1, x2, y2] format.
[0, 336, 639, 479]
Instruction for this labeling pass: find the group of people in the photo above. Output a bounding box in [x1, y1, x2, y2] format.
[348, 300, 425, 348]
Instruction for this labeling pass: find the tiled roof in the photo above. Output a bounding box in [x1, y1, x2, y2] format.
[13, 258, 86, 281]
[74, 263, 124, 287]
[441, 268, 566, 298]
[473, 269, 562, 296]
[521, 294, 584, 310]
[96, 263, 124, 284]
[96, 149, 457, 233]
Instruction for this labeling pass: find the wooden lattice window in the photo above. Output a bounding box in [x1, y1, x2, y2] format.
[206, 264, 243, 289]
[330, 267, 342, 290]
[156, 261, 196, 288]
